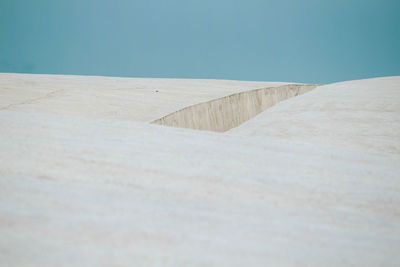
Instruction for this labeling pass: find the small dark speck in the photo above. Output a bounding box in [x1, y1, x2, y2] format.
[155, 90, 159, 93]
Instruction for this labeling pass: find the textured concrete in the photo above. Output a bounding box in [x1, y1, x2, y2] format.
[153, 84, 317, 132]
[0, 74, 399, 266]
[0, 73, 289, 122]
[230, 76, 400, 154]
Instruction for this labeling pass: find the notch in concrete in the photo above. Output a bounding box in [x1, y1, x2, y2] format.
[152, 84, 319, 132]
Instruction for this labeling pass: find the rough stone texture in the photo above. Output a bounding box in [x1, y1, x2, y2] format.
[0, 74, 399, 266]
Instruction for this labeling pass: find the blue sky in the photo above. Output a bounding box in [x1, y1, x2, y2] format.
[0, 0, 399, 83]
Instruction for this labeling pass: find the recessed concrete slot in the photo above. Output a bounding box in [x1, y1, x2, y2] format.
[152, 84, 318, 132]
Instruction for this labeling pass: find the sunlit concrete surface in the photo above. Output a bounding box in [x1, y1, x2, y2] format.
[0, 73, 290, 122]
[230, 76, 400, 154]
[0, 74, 399, 266]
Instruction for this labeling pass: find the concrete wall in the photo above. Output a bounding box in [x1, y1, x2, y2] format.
[152, 84, 318, 132]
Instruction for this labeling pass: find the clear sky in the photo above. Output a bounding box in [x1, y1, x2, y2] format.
[1, 0, 399, 83]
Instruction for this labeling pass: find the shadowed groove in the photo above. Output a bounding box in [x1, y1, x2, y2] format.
[152, 84, 319, 132]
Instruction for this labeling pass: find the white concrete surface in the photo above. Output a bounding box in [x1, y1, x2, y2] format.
[0, 73, 289, 122]
[230, 76, 400, 154]
[0, 74, 399, 266]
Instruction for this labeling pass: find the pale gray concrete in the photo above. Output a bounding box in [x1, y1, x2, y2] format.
[0, 74, 399, 266]
[0, 73, 289, 122]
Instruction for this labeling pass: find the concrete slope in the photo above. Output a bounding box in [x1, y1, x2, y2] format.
[0, 75, 399, 266]
[230, 76, 400, 154]
[0, 110, 399, 266]
[152, 84, 317, 132]
[0, 73, 290, 122]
